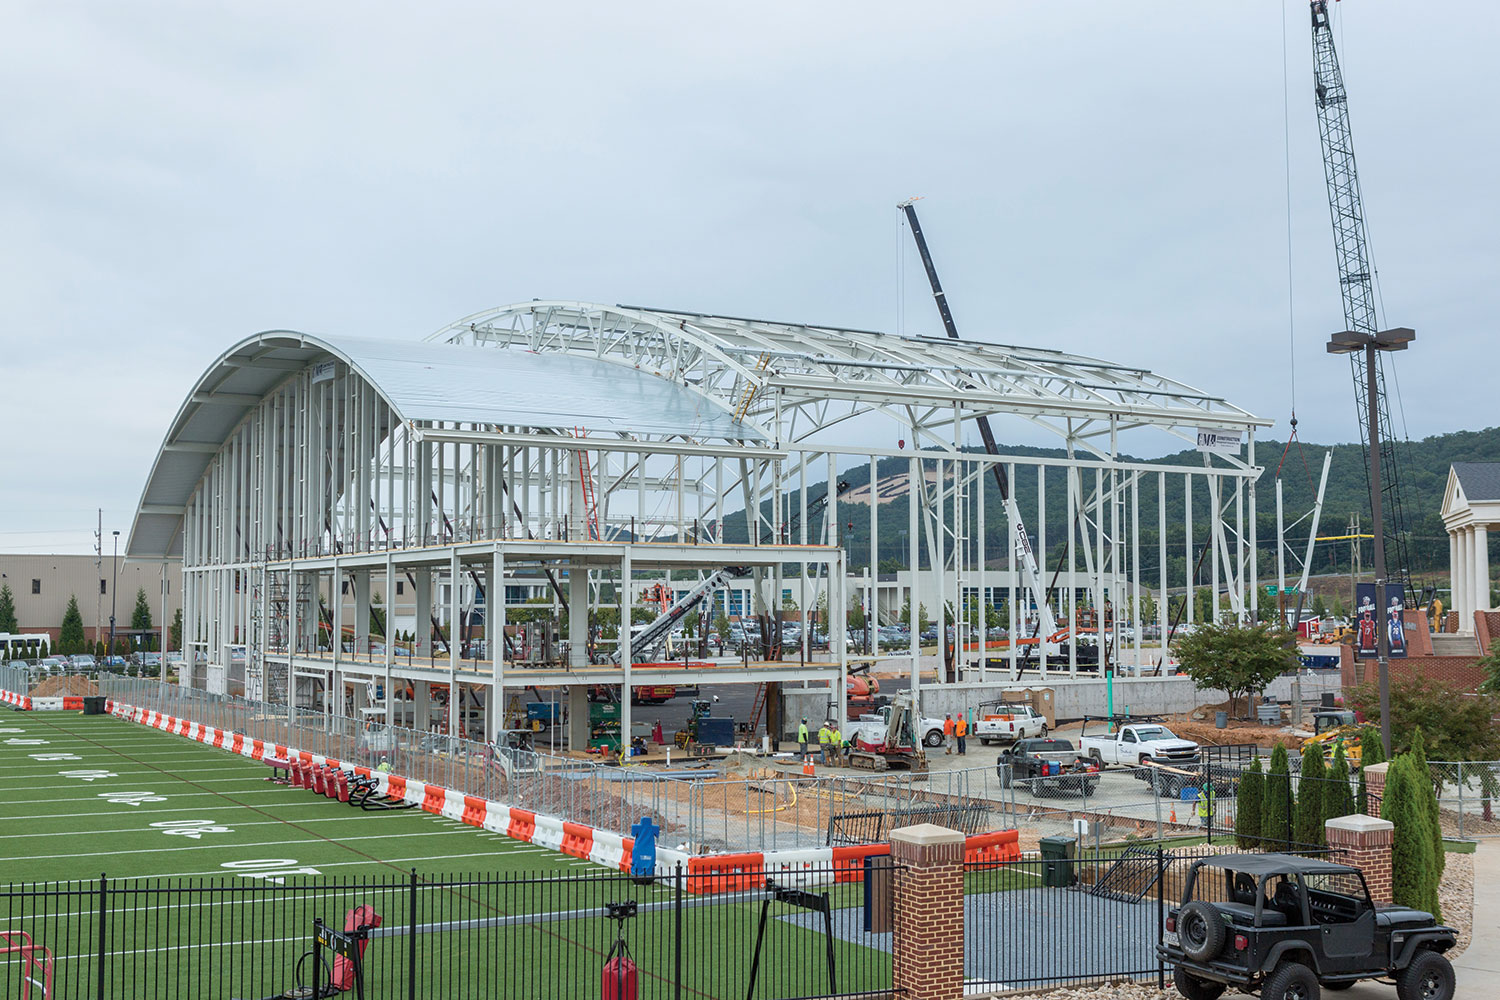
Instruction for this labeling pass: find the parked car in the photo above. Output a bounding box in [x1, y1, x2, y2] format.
[1161, 853, 1455, 1000]
[996, 738, 1100, 797]
[71, 654, 97, 669]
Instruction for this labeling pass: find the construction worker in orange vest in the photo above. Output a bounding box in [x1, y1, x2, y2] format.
[943, 714, 955, 755]
[954, 713, 969, 755]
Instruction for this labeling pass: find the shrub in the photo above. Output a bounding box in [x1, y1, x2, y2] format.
[1381, 755, 1441, 919]
[1235, 758, 1264, 849]
[1295, 742, 1327, 848]
[1348, 676, 1500, 761]
[1409, 727, 1444, 880]
[1263, 744, 1293, 851]
[1324, 742, 1356, 822]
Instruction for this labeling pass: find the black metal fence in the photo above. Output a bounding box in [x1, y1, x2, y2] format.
[0, 867, 897, 1000]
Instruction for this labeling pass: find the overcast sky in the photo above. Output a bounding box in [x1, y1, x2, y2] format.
[3, 0, 1496, 554]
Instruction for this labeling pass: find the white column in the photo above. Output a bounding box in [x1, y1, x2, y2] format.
[1475, 524, 1491, 615]
[1462, 527, 1476, 625]
[1448, 530, 1460, 627]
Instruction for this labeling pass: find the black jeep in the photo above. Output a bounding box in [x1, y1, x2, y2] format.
[1160, 853, 1456, 1000]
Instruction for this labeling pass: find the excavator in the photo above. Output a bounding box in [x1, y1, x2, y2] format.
[846, 691, 928, 773]
[1301, 709, 1364, 765]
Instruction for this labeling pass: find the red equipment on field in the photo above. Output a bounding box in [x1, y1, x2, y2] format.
[330, 905, 382, 992]
[601, 902, 639, 1000]
[1, 931, 53, 1000]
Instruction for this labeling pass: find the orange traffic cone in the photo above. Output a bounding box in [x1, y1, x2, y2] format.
[803, 757, 815, 776]
[1170, 808, 1177, 824]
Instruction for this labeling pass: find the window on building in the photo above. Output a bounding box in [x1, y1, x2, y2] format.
[396, 582, 404, 596]
[100, 579, 107, 595]
[31, 579, 40, 595]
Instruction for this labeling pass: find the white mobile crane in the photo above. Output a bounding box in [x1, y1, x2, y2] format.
[898, 200, 1063, 654]
[612, 568, 739, 665]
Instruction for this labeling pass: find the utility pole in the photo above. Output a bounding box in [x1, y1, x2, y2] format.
[95, 510, 103, 651]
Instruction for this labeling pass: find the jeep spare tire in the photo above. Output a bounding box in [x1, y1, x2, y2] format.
[1177, 901, 1226, 962]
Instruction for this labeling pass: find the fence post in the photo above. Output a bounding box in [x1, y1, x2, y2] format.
[1457, 762, 1465, 841]
[408, 869, 419, 1000]
[890, 824, 965, 1000]
[96, 873, 108, 999]
[1156, 848, 1166, 990]
[674, 864, 684, 1000]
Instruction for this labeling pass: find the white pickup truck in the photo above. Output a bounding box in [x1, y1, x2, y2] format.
[1078, 722, 1199, 768]
[847, 705, 948, 748]
[974, 704, 1049, 745]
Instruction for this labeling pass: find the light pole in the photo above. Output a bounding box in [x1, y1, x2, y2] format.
[108, 530, 120, 669]
[1327, 326, 1414, 760]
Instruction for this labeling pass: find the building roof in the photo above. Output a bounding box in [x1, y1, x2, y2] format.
[128, 331, 759, 559]
[1452, 463, 1500, 503]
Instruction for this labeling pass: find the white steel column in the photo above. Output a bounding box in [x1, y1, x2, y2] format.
[908, 452, 920, 705]
[491, 545, 505, 742]
[1448, 529, 1460, 625]
[448, 551, 459, 737]
[620, 546, 632, 760]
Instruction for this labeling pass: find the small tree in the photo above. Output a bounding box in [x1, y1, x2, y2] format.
[369, 591, 386, 638]
[1382, 755, 1441, 919]
[1235, 758, 1265, 849]
[58, 596, 86, 655]
[0, 584, 17, 634]
[1358, 724, 1384, 814]
[1324, 742, 1356, 823]
[1295, 743, 1327, 848]
[714, 611, 731, 643]
[1409, 727, 1444, 880]
[1172, 620, 1300, 717]
[130, 587, 154, 649]
[1348, 676, 1500, 761]
[169, 608, 183, 651]
[1311, 593, 1328, 619]
[1263, 744, 1294, 851]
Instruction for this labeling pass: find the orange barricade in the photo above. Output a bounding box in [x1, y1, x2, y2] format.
[62, 697, 82, 711]
[963, 829, 1021, 866]
[461, 796, 486, 827]
[508, 808, 536, 843]
[421, 786, 446, 815]
[560, 822, 594, 860]
[831, 844, 890, 883]
[385, 775, 407, 800]
[619, 837, 634, 873]
[685, 853, 766, 894]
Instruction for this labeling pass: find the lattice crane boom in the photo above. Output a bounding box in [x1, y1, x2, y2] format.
[1309, 0, 1415, 603]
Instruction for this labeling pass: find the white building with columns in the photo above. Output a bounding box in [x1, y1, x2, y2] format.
[1441, 463, 1499, 630]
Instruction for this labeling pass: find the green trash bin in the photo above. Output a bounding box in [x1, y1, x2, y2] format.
[82, 696, 106, 716]
[1039, 836, 1076, 888]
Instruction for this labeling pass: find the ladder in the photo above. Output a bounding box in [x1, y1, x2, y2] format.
[733, 353, 772, 422]
[572, 427, 601, 540]
[747, 682, 770, 734]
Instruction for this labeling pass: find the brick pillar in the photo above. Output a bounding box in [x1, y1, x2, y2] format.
[1326, 814, 1394, 904]
[891, 823, 966, 1000]
[1363, 761, 1389, 818]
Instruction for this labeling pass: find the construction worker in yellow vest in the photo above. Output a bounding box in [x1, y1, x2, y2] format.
[817, 721, 833, 764]
[829, 724, 844, 766]
[798, 718, 809, 757]
[1196, 784, 1215, 829]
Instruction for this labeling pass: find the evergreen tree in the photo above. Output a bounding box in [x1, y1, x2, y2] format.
[1357, 724, 1385, 814]
[1264, 744, 1294, 851]
[0, 583, 17, 634]
[1325, 742, 1356, 823]
[1382, 756, 1441, 919]
[1235, 758, 1264, 849]
[1409, 727, 1445, 880]
[58, 596, 86, 655]
[1296, 742, 1327, 848]
[130, 588, 153, 649]
[169, 608, 183, 651]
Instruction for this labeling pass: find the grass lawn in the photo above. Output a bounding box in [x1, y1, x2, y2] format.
[0, 708, 891, 998]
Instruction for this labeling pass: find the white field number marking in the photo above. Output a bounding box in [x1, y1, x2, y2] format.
[60, 769, 119, 782]
[5, 738, 48, 745]
[30, 753, 82, 761]
[151, 819, 233, 840]
[0, 727, 25, 734]
[220, 858, 322, 883]
[99, 790, 169, 807]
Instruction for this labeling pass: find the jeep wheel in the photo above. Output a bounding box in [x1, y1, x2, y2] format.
[1173, 966, 1225, 1000]
[1263, 961, 1319, 1000]
[1396, 950, 1455, 1000]
[1177, 901, 1226, 962]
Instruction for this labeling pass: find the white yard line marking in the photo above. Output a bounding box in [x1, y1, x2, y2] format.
[0, 828, 481, 863]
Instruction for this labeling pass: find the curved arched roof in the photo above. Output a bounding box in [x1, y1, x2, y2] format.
[429, 301, 1267, 445]
[127, 330, 759, 558]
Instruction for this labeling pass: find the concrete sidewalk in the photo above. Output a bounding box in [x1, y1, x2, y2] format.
[1450, 840, 1499, 999]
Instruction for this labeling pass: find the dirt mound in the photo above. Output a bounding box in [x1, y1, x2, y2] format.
[29, 675, 98, 698]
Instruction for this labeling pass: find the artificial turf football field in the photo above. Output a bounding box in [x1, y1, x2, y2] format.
[0, 708, 894, 998]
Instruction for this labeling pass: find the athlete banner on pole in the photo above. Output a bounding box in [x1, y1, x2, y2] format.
[1355, 583, 1406, 659]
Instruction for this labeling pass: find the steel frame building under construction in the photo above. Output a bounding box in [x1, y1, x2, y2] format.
[128, 301, 1268, 746]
